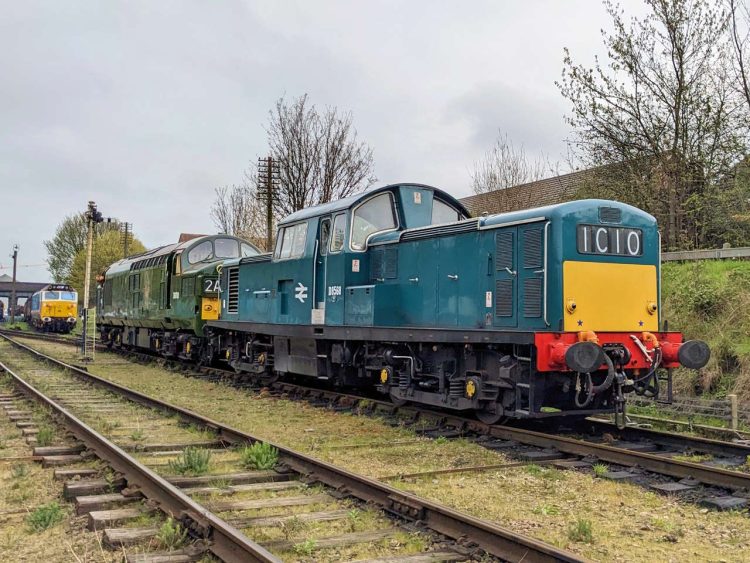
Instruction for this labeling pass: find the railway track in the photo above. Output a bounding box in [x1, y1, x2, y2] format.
[0, 331, 583, 563]
[8, 328, 750, 508]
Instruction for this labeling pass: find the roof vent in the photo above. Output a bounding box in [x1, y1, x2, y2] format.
[599, 207, 621, 224]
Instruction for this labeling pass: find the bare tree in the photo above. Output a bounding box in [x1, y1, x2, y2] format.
[730, 0, 750, 111]
[471, 132, 557, 194]
[210, 169, 268, 249]
[557, 0, 749, 249]
[267, 94, 376, 216]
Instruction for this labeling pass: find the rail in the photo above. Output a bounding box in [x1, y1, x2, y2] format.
[0, 356, 278, 562]
[0, 331, 583, 563]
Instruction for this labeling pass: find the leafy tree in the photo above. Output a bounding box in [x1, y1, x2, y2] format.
[558, 0, 749, 249]
[67, 230, 145, 307]
[729, 0, 750, 112]
[45, 214, 120, 282]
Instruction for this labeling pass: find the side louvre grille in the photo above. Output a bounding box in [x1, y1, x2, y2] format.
[495, 231, 513, 271]
[523, 278, 542, 317]
[370, 247, 384, 280]
[522, 229, 543, 269]
[400, 219, 479, 242]
[241, 254, 272, 264]
[103, 280, 113, 306]
[227, 267, 240, 313]
[599, 207, 621, 224]
[384, 247, 398, 278]
[495, 279, 512, 317]
[370, 247, 398, 280]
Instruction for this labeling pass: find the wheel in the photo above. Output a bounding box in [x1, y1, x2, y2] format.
[389, 387, 408, 407]
[476, 404, 508, 425]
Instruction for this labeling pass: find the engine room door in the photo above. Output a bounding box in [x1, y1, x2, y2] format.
[493, 228, 518, 328]
[313, 217, 330, 324]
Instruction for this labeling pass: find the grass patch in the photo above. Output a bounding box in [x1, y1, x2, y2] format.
[26, 502, 64, 532]
[167, 447, 211, 476]
[592, 463, 609, 477]
[156, 517, 188, 550]
[524, 464, 544, 476]
[280, 516, 309, 540]
[130, 428, 145, 441]
[11, 463, 28, 479]
[532, 504, 560, 516]
[673, 453, 713, 463]
[292, 538, 316, 556]
[568, 518, 594, 543]
[35, 425, 54, 447]
[240, 441, 278, 470]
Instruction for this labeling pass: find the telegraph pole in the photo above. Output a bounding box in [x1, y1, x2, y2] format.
[120, 222, 132, 256]
[9, 245, 18, 326]
[257, 156, 280, 251]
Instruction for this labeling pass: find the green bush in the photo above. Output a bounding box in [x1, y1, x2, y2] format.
[240, 442, 279, 470]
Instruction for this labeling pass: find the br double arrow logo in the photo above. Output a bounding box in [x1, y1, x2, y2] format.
[295, 282, 308, 303]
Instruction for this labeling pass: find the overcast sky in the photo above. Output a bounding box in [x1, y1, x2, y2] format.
[1, 0, 645, 284]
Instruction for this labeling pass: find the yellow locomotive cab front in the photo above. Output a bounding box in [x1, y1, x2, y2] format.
[562, 261, 658, 332]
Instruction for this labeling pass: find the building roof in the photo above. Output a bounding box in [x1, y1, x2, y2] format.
[0, 274, 12, 282]
[0, 281, 47, 297]
[178, 233, 207, 243]
[459, 167, 601, 217]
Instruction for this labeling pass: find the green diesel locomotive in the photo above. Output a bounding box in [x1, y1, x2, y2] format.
[97, 234, 259, 360]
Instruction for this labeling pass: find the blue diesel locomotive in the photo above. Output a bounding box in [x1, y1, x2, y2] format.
[207, 183, 709, 424]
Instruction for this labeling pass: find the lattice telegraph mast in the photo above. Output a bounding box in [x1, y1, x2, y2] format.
[120, 222, 133, 256]
[257, 156, 280, 251]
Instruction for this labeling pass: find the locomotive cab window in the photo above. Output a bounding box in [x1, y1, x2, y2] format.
[350, 193, 397, 250]
[329, 214, 346, 253]
[188, 241, 213, 264]
[431, 198, 464, 225]
[214, 238, 239, 258]
[577, 224, 642, 256]
[275, 222, 308, 260]
[240, 243, 258, 257]
[319, 219, 331, 256]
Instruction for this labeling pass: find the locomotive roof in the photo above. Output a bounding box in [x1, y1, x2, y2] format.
[103, 234, 247, 276]
[476, 198, 657, 228]
[278, 183, 470, 225]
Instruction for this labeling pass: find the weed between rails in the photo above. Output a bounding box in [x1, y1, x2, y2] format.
[35, 425, 55, 447]
[167, 447, 211, 476]
[156, 517, 188, 550]
[240, 441, 279, 470]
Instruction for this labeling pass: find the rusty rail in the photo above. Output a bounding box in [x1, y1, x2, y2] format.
[0, 332, 584, 563]
[0, 358, 278, 563]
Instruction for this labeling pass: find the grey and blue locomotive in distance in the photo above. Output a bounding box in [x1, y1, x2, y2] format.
[206, 183, 709, 424]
